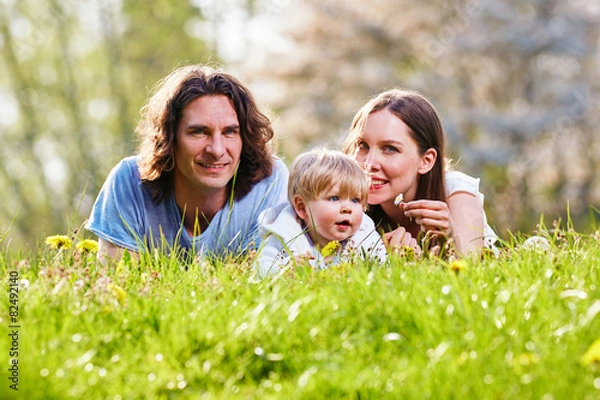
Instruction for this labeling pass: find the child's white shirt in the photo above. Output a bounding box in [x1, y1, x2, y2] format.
[254, 203, 387, 277]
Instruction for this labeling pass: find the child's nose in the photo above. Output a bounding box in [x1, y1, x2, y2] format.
[340, 201, 353, 213]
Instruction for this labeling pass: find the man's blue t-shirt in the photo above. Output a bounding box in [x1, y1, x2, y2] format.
[85, 156, 289, 257]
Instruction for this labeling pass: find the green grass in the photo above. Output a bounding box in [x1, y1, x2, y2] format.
[1, 225, 599, 399]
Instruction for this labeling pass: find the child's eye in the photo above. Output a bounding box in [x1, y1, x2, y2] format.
[329, 196, 339, 202]
[352, 198, 361, 204]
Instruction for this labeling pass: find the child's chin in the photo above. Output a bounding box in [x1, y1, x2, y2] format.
[335, 233, 354, 242]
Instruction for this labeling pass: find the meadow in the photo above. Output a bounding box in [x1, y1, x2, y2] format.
[0, 221, 599, 399]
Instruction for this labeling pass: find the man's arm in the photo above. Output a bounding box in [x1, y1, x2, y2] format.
[97, 238, 138, 265]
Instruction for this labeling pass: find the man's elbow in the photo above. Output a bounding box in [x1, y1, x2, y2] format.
[97, 238, 137, 265]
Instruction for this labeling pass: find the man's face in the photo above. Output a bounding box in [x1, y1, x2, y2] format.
[173, 95, 243, 196]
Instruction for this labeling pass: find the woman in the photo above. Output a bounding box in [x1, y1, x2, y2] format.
[342, 88, 497, 256]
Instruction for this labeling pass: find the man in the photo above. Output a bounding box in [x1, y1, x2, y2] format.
[86, 65, 289, 263]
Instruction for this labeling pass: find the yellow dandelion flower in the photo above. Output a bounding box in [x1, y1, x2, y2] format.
[45, 235, 72, 250]
[76, 239, 99, 254]
[108, 283, 128, 306]
[321, 241, 341, 257]
[395, 245, 415, 259]
[449, 259, 467, 273]
[581, 338, 600, 366]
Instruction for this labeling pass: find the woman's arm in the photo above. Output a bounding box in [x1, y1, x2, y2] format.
[446, 191, 484, 255]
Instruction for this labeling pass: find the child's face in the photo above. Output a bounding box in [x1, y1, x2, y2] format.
[294, 183, 364, 249]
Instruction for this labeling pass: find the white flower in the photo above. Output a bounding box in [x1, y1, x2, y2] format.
[394, 193, 404, 206]
[522, 236, 550, 251]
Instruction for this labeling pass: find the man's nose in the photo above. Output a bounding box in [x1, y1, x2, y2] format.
[206, 134, 225, 157]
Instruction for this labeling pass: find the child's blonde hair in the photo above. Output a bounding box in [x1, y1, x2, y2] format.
[288, 148, 369, 208]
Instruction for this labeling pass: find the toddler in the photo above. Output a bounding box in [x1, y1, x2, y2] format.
[254, 148, 387, 276]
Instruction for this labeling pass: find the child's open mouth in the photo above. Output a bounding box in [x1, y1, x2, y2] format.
[336, 220, 352, 229]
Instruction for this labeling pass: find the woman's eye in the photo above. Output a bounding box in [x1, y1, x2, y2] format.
[383, 145, 399, 153]
[357, 142, 369, 150]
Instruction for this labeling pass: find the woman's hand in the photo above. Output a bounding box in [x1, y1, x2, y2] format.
[401, 200, 454, 238]
[382, 226, 421, 254]
[401, 193, 485, 256]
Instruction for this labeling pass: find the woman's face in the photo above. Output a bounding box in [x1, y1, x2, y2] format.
[353, 108, 434, 207]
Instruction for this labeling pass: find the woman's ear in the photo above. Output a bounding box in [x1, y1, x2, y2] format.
[293, 196, 309, 220]
[418, 148, 437, 175]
